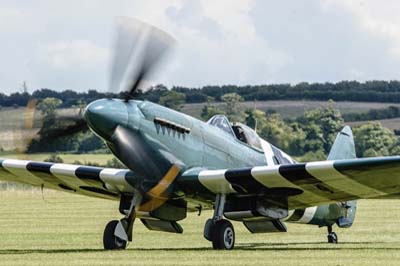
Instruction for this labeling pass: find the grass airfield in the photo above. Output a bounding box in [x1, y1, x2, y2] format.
[0, 192, 399, 265]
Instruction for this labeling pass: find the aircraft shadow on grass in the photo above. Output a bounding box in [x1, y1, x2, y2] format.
[1, 242, 399, 254]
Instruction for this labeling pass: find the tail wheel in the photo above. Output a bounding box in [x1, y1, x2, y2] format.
[103, 220, 127, 250]
[212, 220, 235, 250]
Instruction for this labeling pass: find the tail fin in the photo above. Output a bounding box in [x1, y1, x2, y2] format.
[308, 126, 358, 228]
[329, 125, 357, 228]
[328, 126, 356, 160]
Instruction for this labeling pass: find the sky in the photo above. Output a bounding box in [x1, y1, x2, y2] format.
[1, 0, 400, 93]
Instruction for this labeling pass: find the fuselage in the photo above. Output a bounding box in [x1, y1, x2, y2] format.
[84, 98, 293, 173]
[84, 98, 351, 227]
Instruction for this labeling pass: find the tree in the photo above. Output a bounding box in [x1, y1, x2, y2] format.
[245, 109, 257, 130]
[258, 113, 297, 152]
[298, 106, 344, 153]
[37, 97, 62, 117]
[44, 154, 64, 163]
[77, 133, 106, 153]
[201, 96, 223, 121]
[221, 93, 245, 121]
[159, 91, 186, 110]
[353, 122, 397, 157]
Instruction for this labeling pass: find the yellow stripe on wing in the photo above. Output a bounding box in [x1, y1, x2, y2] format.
[137, 164, 180, 212]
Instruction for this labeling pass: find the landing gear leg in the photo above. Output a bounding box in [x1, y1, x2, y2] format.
[203, 194, 235, 250]
[103, 193, 142, 250]
[327, 225, 338, 244]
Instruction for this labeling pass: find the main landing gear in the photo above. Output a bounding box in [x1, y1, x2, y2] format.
[103, 220, 127, 249]
[327, 225, 338, 243]
[103, 193, 141, 250]
[204, 194, 235, 250]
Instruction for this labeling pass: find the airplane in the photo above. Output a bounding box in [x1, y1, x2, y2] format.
[1, 17, 400, 251]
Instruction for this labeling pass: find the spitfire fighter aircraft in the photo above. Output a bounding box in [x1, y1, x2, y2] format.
[2, 17, 400, 250]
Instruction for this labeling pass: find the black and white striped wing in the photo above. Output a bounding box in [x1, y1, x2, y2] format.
[0, 159, 136, 200]
[181, 156, 400, 209]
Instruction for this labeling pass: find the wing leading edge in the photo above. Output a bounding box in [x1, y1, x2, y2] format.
[0, 159, 137, 199]
[180, 156, 400, 209]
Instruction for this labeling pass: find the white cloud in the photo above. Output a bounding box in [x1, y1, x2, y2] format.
[40, 40, 109, 69]
[1, 0, 400, 93]
[323, 0, 400, 60]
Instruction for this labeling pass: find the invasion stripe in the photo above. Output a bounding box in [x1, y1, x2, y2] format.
[2, 159, 43, 186]
[306, 161, 385, 198]
[198, 170, 235, 194]
[297, 206, 317, 224]
[251, 165, 328, 208]
[281, 209, 295, 221]
[225, 168, 265, 194]
[252, 165, 297, 188]
[333, 157, 400, 196]
[27, 162, 53, 174]
[99, 168, 134, 193]
[26, 161, 63, 188]
[51, 164, 95, 189]
[260, 139, 276, 166]
[279, 164, 357, 202]
[75, 166, 102, 181]
[285, 209, 305, 222]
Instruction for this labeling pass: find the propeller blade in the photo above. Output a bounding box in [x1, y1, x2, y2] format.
[109, 17, 175, 100]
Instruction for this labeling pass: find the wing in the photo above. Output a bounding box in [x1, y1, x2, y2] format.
[0, 158, 137, 200]
[179, 156, 400, 209]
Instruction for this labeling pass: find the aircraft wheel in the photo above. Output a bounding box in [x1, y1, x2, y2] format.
[327, 232, 338, 244]
[103, 220, 127, 250]
[212, 220, 235, 250]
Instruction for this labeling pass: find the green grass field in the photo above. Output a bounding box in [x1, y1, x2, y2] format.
[0, 191, 399, 265]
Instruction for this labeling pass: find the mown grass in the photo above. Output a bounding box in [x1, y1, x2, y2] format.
[0, 191, 399, 265]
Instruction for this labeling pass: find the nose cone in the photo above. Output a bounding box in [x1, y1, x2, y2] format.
[84, 99, 128, 140]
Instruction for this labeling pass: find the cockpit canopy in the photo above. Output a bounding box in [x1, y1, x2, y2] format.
[207, 115, 262, 150]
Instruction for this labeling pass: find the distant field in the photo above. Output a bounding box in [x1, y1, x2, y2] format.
[348, 117, 400, 131]
[0, 192, 399, 265]
[182, 100, 400, 119]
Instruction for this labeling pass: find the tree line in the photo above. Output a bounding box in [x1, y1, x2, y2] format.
[4, 80, 400, 108]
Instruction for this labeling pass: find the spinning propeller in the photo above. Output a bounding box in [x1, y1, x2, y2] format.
[110, 17, 175, 101]
[41, 17, 175, 140]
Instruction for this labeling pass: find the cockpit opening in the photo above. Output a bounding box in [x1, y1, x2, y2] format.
[207, 115, 262, 150]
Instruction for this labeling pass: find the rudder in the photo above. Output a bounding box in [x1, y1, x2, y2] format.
[308, 126, 357, 228]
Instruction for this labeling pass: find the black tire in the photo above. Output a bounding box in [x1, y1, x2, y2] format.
[103, 220, 127, 250]
[327, 232, 338, 244]
[212, 220, 235, 250]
